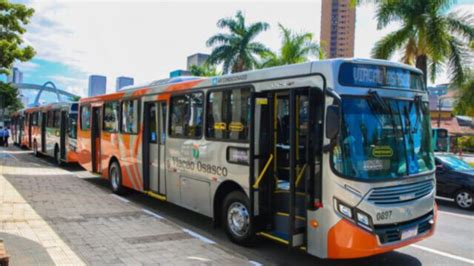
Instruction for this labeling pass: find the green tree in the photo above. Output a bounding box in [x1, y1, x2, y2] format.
[454, 70, 474, 116]
[206, 11, 270, 74]
[371, 0, 474, 85]
[70, 95, 81, 102]
[260, 24, 323, 68]
[188, 64, 220, 77]
[0, 0, 35, 112]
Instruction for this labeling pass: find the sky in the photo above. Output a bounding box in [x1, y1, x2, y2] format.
[7, 0, 474, 97]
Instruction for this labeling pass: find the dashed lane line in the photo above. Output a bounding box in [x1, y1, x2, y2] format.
[182, 228, 216, 244]
[142, 208, 164, 219]
[411, 244, 474, 265]
[438, 210, 474, 220]
[111, 193, 130, 203]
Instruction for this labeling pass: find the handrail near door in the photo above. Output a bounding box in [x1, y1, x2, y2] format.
[252, 154, 274, 189]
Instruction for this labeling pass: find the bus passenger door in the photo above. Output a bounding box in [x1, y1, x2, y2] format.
[41, 112, 46, 152]
[158, 101, 167, 195]
[144, 102, 160, 193]
[60, 111, 67, 160]
[91, 107, 101, 173]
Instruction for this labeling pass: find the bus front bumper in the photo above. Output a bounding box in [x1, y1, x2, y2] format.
[327, 205, 437, 259]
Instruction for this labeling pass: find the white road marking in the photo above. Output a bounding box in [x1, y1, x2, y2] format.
[142, 209, 164, 219]
[411, 244, 474, 265]
[182, 228, 216, 244]
[1, 152, 19, 161]
[249, 260, 263, 266]
[111, 194, 130, 203]
[438, 210, 474, 220]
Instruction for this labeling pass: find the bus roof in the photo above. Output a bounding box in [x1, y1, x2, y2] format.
[79, 58, 423, 104]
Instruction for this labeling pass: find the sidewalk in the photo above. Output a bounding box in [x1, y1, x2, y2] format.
[0, 146, 252, 265]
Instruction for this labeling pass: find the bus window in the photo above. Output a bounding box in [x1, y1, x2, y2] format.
[68, 113, 78, 139]
[47, 111, 54, 128]
[103, 101, 119, 133]
[32, 112, 38, 126]
[148, 104, 157, 143]
[206, 88, 250, 141]
[80, 106, 91, 130]
[121, 99, 139, 134]
[54, 110, 61, 128]
[170, 92, 203, 138]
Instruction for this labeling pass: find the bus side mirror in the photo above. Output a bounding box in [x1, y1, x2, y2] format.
[325, 105, 340, 140]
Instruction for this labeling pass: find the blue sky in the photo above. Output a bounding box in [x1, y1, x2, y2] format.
[4, 0, 474, 98]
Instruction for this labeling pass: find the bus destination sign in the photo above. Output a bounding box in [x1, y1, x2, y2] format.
[339, 63, 420, 90]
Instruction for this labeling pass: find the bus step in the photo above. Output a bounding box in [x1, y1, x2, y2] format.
[258, 230, 305, 247]
[274, 213, 306, 233]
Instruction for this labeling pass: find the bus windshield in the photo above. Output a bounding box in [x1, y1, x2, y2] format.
[332, 95, 434, 180]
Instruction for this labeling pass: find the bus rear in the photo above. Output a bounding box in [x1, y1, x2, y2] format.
[312, 60, 436, 258]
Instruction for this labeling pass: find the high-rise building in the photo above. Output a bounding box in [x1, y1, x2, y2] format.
[7, 67, 23, 84]
[116, 76, 134, 91]
[320, 0, 356, 58]
[187, 53, 209, 70]
[88, 75, 106, 97]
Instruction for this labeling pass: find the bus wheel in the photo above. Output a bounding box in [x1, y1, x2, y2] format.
[222, 191, 255, 246]
[109, 161, 125, 195]
[454, 189, 473, 210]
[54, 146, 62, 166]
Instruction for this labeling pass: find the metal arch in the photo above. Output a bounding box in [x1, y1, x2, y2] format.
[34, 81, 61, 106]
[12, 82, 79, 107]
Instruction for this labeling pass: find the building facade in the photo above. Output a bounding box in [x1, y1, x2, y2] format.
[116, 76, 134, 91]
[88, 75, 106, 97]
[187, 53, 209, 70]
[320, 0, 356, 58]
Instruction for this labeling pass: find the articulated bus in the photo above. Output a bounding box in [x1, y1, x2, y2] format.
[76, 58, 436, 259]
[17, 102, 79, 165]
[11, 110, 25, 146]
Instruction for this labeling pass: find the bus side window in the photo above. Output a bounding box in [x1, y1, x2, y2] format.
[47, 111, 54, 128]
[121, 99, 139, 134]
[80, 106, 91, 130]
[206, 88, 250, 141]
[103, 101, 119, 133]
[170, 92, 203, 138]
[54, 110, 61, 128]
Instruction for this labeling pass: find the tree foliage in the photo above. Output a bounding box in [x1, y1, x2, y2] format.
[0, 0, 35, 111]
[206, 11, 270, 74]
[188, 64, 220, 77]
[371, 0, 474, 85]
[454, 70, 474, 116]
[260, 24, 323, 68]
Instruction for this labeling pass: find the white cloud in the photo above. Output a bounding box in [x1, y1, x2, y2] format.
[25, 1, 321, 93]
[23, 0, 474, 93]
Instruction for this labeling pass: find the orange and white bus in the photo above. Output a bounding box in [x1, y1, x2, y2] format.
[20, 102, 79, 165]
[76, 59, 436, 259]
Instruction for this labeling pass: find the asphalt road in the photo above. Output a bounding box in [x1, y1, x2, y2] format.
[12, 149, 474, 266]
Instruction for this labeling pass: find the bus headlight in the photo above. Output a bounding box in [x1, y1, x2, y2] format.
[336, 201, 353, 219]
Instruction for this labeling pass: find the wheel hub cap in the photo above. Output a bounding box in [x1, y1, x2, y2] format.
[457, 192, 472, 208]
[227, 202, 249, 237]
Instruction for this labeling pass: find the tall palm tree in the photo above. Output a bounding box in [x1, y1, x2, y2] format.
[371, 0, 474, 85]
[261, 24, 324, 68]
[206, 11, 270, 74]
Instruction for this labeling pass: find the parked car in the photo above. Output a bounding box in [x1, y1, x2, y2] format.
[435, 154, 474, 210]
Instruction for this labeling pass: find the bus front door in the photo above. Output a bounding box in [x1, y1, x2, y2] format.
[91, 107, 101, 173]
[143, 101, 166, 196]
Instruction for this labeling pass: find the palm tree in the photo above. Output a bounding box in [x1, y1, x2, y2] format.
[261, 24, 324, 68]
[206, 11, 270, 74]
[188, 64, 220, 77]
[371, 0, 474, 85]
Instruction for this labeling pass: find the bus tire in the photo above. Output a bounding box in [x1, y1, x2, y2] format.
[54, 146, 62, 166]
[222, 191, 255, 246]
[454, 189, 473, 210]
[109, 161, 125, 195]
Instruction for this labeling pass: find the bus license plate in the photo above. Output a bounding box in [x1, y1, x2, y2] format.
[401, 226, 418, 240]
